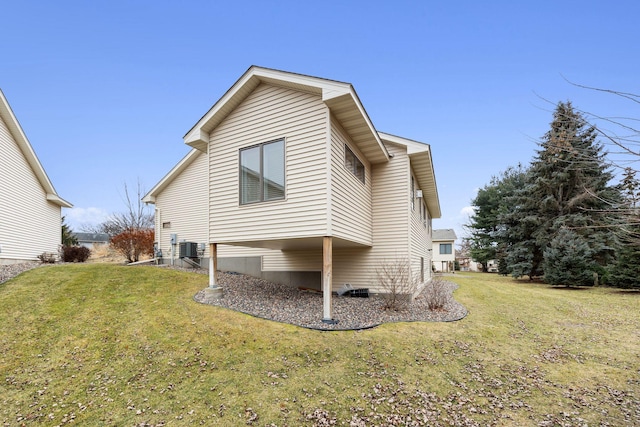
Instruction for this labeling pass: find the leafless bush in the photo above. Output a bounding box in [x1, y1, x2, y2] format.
[376, 258, 420, 311]
[37, 252, 57, 264]
[424, 277, 450, 310]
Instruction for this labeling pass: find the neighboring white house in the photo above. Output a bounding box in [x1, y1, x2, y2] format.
[0, 89, 72, 264]
[432, 229, 457, 273]
[143, 66, 441, 321]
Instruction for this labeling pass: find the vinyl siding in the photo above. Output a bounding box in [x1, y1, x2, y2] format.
[0, 115, 61, 262]
[154, 151, 209, 258]
[371, 143, 410, 252]
[409, 166, 432, 284]
[334, 143, 410, 291]
[330, 116, 372, 245]
[263, 249, 322, 271]
[208, 83, 329, 244]
[264, 142, 412, 291]
[153, 150, 269, 260]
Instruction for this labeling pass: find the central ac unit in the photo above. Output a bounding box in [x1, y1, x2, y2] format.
[179, 242, 198, 259]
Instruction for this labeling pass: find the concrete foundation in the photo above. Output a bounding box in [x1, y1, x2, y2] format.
[160, 256, 321, 290]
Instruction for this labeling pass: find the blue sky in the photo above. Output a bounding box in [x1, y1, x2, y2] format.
[2, 1, 638, 241]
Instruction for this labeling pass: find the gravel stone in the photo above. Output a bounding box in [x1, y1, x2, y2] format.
[192, 269, 468, 330]
[0, 262, 40, 285]
[0, 263, 468, 331]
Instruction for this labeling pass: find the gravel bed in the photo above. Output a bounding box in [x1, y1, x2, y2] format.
[193, 270, 468, 331]
[0, 262, 41, 285]
[1, 263, 468, 331]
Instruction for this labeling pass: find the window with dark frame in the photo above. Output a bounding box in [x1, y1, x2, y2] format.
[240, 139, 285, 204]
[439, 243, 452, 255]
[344, 145, 365, 184]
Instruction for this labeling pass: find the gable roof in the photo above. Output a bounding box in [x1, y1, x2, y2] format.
[433, 229, 457, 241]
[379, 132, 441, 218]
[184, 66, 390, 164]
[143, 148, 201, 203]
[0, 89, 72, 208]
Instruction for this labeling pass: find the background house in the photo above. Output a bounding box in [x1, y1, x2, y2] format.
[0, 89, 72, 264]
[143, 66, 441, 321]
[432, 229, 457, 273]
[73, 232, 109, 249]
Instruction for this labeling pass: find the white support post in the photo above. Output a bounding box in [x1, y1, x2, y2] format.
[322, 236, 336, 323]
[209, 243, 218, 288]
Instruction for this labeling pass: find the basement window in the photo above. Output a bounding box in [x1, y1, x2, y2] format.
[344, 145, 365, 184]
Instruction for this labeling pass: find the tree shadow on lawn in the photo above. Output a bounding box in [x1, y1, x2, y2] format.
[611, 288, 640, 295]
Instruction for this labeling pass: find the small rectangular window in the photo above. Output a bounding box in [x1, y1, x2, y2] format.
[162, 222, 171, 229]
[240, 139, 285, 204]
[344, 145, 365, 184]
[439, 243, 452, 255]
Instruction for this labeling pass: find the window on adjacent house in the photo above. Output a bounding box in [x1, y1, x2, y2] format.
[162, 222, 171, 229]
[439, 243, 452, 255]
[240, 139, 285, 204]
[344, 145, 365, 184]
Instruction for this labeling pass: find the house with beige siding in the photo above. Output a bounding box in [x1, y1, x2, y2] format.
[0, 89, 72, 264]
[432, 229, 457, 272]
[143, 66, 440, 322]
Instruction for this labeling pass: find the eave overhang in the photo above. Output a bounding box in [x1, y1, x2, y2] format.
[0, 89, 73, 209]
[184, 66, 390, 164]
[379, 132, 441, 219]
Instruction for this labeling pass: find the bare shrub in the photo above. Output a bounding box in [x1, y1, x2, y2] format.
[37, 252, 57, 264]
[110, 228, 154, 263]
[376, 258, 420, 311]
[424, 277, 450, 310]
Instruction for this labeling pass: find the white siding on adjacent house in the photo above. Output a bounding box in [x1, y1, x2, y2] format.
[0, 115, 60, 262]
[330, 116, 372, 246]
[208, 83, 330, 244]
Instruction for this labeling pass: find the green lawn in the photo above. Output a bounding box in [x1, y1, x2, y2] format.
[1, 264, 638, 426]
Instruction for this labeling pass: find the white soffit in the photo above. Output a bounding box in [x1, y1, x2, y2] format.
[379, 132, 441, 218]
[184, 66, 389, 164]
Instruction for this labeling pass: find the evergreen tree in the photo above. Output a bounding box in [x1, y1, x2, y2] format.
[609, 167, 640, 288]
[505, 101, 620, 282]
[543, 229, 595, 286]
[61, 216, 78, 247]
[467, 165, 528, 272]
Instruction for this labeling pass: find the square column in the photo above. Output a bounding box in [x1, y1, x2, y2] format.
[322, 236, 337, 324]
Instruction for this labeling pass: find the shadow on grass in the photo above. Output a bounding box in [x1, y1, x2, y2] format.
[611, 289, 640, 295]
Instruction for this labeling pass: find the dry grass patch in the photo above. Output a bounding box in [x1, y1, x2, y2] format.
[0, 266, 638, 426]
